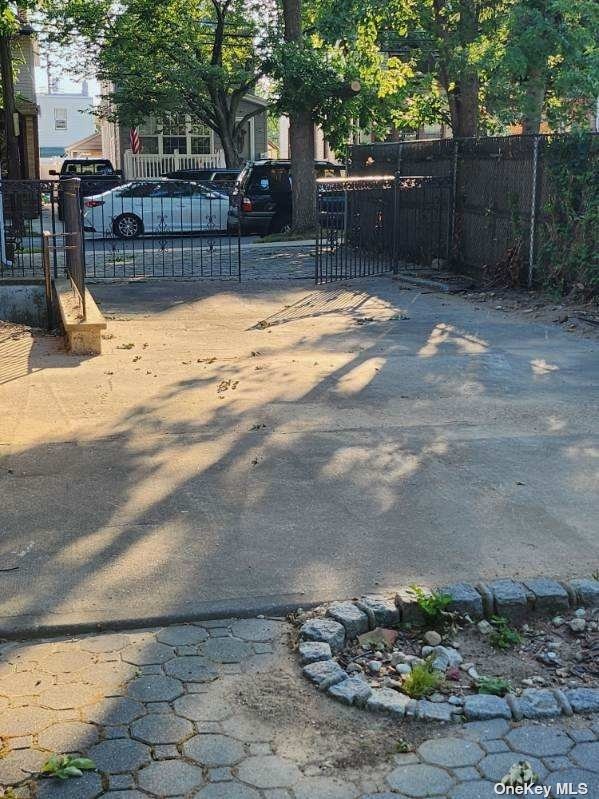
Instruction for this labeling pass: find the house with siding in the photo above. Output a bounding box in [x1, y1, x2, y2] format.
[101, 95, 269, 179]
[11, 20, 39, 179]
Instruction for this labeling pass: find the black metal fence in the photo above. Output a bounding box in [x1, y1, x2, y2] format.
[348, 133, 598, 287]
[316, 175, 452, 284]
[62, 178, 86, 316]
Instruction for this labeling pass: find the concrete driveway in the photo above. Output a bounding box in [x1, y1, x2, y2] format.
[1, 276, 598, 634]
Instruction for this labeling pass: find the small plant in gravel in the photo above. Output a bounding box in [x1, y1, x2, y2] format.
[476, 675, 512, 696]
[401, 658, 443, 699]
[408, 584, 452, 624]
[489, 615, 522, 650]
[41, 755, 96, 780]
[396, 738, 412, 753]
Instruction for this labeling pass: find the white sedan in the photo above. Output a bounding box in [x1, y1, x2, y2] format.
[82, 179, 230, 239]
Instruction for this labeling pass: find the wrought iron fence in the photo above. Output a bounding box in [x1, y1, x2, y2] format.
[316, 175, 452, 284]
[348, 133, 598, 287]
[62, 178, 86, 316]
[81, 178, 241, 279]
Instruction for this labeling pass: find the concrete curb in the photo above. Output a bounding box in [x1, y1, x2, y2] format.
[298, 575, 599, 723]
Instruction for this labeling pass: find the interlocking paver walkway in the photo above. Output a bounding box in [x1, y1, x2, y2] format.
[1, 619, 598, 798]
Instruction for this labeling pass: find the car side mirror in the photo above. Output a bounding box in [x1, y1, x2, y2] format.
[115, 169, 123, 177]
[49, 169, 58, 176]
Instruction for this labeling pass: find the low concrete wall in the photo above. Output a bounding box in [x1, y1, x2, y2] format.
[0, 279, 49, 327]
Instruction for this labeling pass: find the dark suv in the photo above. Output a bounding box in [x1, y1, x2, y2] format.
[228, 160, 342, 234]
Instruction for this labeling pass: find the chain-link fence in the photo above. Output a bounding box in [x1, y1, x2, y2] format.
[349, 134, 598, 289]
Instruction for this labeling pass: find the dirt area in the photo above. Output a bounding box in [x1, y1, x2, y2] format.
[296, 604, 599, 708]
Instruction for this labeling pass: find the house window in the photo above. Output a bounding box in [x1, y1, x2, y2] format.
[132, 116, 214, 156]
[190, 121, 211, 154]
[54, 108, 68, 130]
[163, 115, 188, 154]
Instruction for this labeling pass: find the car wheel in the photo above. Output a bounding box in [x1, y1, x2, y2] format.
[113, 213, 143, 239]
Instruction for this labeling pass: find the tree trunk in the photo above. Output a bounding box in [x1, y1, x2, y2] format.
[219, 125, 243, 168]
[283, 0, 316, 233]
[521, 69, 546, 134]
[447, 74, 479, 138]
[0, 34, 21, 179]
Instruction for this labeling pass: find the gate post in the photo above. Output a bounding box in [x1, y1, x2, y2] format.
[528, 134, 540, 288]
[450, 139, 459, 260]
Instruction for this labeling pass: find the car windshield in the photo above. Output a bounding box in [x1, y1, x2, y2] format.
[65, 162, 114, 176]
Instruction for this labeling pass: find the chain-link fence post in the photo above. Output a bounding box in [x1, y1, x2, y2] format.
[528, 135, 540, 288]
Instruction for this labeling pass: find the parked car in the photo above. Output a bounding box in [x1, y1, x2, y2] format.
[82, 179, 230, 239]
[228, 160, 343, 235]
[50, 158, 123, 219]
[162, 168, 241, 194]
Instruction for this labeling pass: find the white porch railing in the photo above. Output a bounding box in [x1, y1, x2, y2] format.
[123, 150, 226, 179]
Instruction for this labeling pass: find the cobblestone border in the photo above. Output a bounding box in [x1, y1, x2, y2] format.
[298, 576, 599, 723]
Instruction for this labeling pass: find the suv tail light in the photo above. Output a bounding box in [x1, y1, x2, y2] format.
[84, 199, 105, 208]
[241, 197, 252, 212]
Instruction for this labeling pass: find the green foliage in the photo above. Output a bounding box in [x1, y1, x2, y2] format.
[501, 760, 539, 787]
[402, 658, 443, 698]
[476, 675, 512, 696]
[41, 755, 96, 780]
[408, 584, 452, 623]
[396, 737, 411, 753]
[538, 133, 599, 297]
[489, 616, 522, 650]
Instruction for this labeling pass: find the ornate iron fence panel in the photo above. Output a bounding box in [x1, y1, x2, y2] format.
[315, 175, 452, 284]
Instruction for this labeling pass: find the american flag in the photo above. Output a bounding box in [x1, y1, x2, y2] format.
[129, 127, 141, 154]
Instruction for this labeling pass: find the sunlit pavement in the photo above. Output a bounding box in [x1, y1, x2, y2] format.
[1, 275, 598, 633]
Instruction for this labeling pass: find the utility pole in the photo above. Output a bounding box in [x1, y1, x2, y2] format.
[0, 31, 21, 179]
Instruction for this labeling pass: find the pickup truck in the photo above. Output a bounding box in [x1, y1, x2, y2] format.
[50, 159, 123, 219]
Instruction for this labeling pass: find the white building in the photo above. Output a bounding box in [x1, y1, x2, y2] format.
[38, 87, 95, 157]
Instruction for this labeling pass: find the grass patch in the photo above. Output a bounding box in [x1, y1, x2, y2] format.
[401, 658, 443, 699]
[257, 230, 318, 243]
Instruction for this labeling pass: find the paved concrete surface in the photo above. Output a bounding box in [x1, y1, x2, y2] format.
[1, 276, 598, 632]
[1, 619, 598, 798]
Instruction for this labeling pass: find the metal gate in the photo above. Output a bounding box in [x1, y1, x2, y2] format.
[315, 175, 452, 284]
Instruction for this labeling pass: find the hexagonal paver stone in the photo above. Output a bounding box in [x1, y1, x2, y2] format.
[137, 760, 204, 796]
[545, 768, 599, 797]
[156, 625, 209, 646]
[565, 688, 599, 714]
[40, 650, 96, 674]
[299, 619, 345, 653]
[438, 583, 484, 619]
[328, 676, 372, 706]
[195, 784, 261, 799]
[79, 634, 131, 653]
[164, 656, 218, 682]
[570, 742, 599, 771]
[449, 781, 498, 799]
[517, 688, 561, 719]
[417, 700, 454, 722]
[478, 753, 546, 782]
[299, 641, 332, 665]
[327, 602, 369, 639]
[0, 670, 54, 696]
[303, 659, 347, 690]
[77, 661, 138, 690]
[183, 734, 245, 766]
[85, 696, 144, 725]
[40, 683, 102, 710]
[0, 705, 57, 736]
[38, 721, 100, 752]
[127, 675, 183, 702]
[121, 642, 175, 666]
[220, 715, 274, 743]
[130, 712, 193, 745]
[173, 692, 231, 722]
[463, 695, 511, 721]
[201, 638, 253, 664]
[294, 776, 359, 799]
[230, 618, 282, 642]
[36, 772, 103, 799]
[461, 719, 510, 741]
[236, 755, 302, 789]
[418, 738, 484, 768]
[386, 764, 455, 797]
[0, 747, 47, 784]
[88, 738, 151, 773]
[506, 725, 572, 756]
